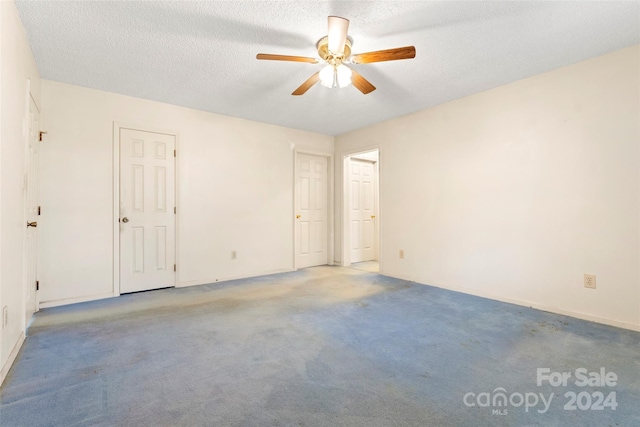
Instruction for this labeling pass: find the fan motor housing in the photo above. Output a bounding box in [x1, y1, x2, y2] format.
[316, 36, 352, 62]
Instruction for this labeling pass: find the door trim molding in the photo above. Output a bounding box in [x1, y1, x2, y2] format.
[340, 146, 381, 269]
[112, 122, 179, 296]
[293, 149, 334, 270]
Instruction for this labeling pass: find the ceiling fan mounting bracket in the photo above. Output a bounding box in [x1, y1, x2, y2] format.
[316, 36, 352, 65]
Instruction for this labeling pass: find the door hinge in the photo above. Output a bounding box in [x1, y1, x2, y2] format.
[174, 149, 176, 157]
[39, 131, 47, 142]
[174, 206, 176, 214]
[36, 281, 39, 291]
[38, 206, 41, 215]
[173, 264, 176, 272]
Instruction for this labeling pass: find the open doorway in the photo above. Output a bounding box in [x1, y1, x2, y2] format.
[342, 149, 380, 273]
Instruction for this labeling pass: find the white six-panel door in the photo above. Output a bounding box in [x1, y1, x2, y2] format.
[119, 128, 175, 293]
[350, 159, 375, 263]
[24, 96, 40, 323]
[295, 153, 328, 268]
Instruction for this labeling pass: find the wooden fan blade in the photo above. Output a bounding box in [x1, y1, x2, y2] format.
[327, 16, 349, 54]
[256, 54, 318, 64]
[292, 72, 320, 96]
[350, 46, 416, 64]
[350, 70, 376, 95]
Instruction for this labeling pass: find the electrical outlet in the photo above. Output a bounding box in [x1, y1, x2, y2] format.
[231, 250, 237, 260]
[2, 306, 7, 328]
[584, 274, 596, 289]
[399, 250, 405, 259]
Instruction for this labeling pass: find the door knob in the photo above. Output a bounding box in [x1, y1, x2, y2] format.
[296, 214, 301, 219]
[121, 217, 129, 223]
[27, 221, 38, 228]
[371, 215, 376, 219]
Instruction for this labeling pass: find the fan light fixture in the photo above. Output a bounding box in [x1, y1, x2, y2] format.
[319, 64, 353, 88]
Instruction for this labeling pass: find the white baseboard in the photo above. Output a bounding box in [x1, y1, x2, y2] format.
[177, 268, 295, 288]
[382, 272, 640, 332]
[0, 332, 25, 387]
[39, 292, 115, 309]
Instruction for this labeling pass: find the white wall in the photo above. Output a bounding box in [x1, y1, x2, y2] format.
[39, 81, 333, 306]
[335, 45, 640, 330]
[0, 0, 41, 383]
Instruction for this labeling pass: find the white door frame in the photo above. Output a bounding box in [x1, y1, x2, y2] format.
[341, 146, 381, 269]
[112, 122, 179, 296]
[293, 149, 334, 269]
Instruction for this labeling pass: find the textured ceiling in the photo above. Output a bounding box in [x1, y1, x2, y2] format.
[15, 1, 640, 136]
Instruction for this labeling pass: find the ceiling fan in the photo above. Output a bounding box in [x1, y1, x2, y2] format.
[257, 16, 416, 95]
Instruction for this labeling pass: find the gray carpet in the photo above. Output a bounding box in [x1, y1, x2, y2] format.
[0, 266, 638, 426]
